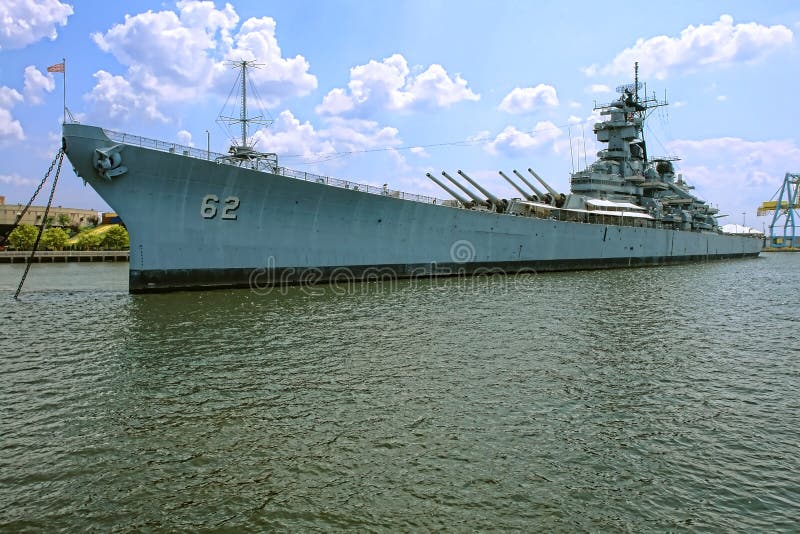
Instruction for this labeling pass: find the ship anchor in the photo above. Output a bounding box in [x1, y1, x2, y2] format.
[93, 144, 127, 180]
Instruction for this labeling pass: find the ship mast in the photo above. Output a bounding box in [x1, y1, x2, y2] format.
[240, 59, 248, 149]
[216, 59, 278, 171]
[218, 59, 273, 150]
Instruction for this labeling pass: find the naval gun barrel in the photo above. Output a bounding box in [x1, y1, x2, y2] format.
[441, 171, 489, 207]
[457, 170, 506, 212]
[511, 169, 546, 199]
[425, 172, 471, 206]
[499, 171, 536, 201]
[528, 168, 565, 207]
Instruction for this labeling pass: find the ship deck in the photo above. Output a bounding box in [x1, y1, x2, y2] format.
[99, 128, 763, 238]
[102, 129, 445, 206]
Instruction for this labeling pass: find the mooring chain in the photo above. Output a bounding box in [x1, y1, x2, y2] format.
[13, 150, 66, 300]
[0, 148, 64, 247]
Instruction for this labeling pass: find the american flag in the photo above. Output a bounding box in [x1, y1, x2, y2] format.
[47, 62, 65, 73]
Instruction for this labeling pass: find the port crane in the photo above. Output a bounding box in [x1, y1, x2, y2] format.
[757, 172, 800, 250]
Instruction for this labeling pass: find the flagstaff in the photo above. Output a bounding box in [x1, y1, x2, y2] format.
[47, 59, 66, 124]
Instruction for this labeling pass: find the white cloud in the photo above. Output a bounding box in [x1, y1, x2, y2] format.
[409, 146, 430, 158]
[584, 108, 604, 127]
[0, 87, 24, 143]
[91, 1, 237, 99]
[85, 70, 168, 123]
[87, 1, 316, 122]
[176, 129, 193, 146]
[716, 95, 728, 102]
[404, 63, 479, 108]
[484, 121, 562, 157]
[468, 130, 491, 144]
[251, 110, 333, 158]
[0, 173, 36, 186]
[584, 15, 793, 79]
[320, 117, 402, 153]
[23, 66, 55, 105]
[587, 84, 611, 94]
[249, 110, 401, 164]
[0, 87, 23, 109]
[223, 16, 317, 105]
[498, 85, 559, 114]
[0, 0, 73, 50]
[177, 0, 238, 48]
[315, 88, 353, 116]
[316, 53, 479, 116]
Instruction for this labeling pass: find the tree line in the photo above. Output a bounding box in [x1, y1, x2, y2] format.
[5, 223, 130, 251]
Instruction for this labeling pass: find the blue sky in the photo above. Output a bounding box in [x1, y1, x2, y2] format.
[1, 0, 799, 229]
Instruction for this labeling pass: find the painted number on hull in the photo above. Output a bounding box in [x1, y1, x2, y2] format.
[201, 194, 240, 220]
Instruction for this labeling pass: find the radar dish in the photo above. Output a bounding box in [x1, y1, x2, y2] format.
[615, 81, 643, 93]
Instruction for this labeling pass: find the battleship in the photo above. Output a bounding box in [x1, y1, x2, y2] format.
[62, 62, 761, 293]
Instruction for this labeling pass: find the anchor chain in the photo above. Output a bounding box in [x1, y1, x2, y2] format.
[0, 148, 64, 247]
[13, 150, 65, 300]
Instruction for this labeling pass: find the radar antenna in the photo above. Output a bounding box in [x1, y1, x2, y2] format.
[217, 60, 273, 150]
[615, 62, 642, 100]
[215, 59, 278, 171]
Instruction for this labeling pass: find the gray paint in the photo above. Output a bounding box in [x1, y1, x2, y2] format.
[63, 123, 761, 293]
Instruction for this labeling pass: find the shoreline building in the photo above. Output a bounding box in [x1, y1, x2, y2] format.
[0, 196, 100, 236]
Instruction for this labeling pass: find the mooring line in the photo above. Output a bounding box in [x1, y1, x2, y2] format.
[0, 149, 63, 248]
[13, 150, 65, 300]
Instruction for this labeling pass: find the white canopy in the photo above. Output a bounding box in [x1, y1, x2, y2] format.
[721, 223, 763, 235]
[564, 208, 654, 219]
[517, 200, 554, 209]
[586, 198, 647, 211]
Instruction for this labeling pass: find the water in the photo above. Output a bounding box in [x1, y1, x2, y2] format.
[1, 257, 798, 531]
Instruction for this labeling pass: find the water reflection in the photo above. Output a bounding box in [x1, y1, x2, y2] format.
[2, 256, 797, 530]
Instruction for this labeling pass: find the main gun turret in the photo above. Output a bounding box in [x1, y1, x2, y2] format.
[527, 168, 565, 207]
[457, 170, 507, 212]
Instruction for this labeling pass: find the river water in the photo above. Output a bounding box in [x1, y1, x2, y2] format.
[1, 256, 798, 531]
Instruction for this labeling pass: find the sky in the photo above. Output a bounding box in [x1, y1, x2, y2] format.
[1, 0, 799, 230]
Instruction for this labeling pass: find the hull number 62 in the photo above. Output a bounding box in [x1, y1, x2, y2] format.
[201, 195, 240, 220]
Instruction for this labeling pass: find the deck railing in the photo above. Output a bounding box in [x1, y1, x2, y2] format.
[103, 129, 444, 206]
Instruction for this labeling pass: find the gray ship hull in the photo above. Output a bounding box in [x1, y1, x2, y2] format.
[63, 124, 762, 293]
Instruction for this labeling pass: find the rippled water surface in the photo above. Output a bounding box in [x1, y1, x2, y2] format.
[1, 257, 798, 531]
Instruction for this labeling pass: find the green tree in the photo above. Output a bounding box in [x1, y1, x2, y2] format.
[76, 230, 103, 250]
[40, 227, 69, 250]
[43, 215, 55, 228]
[100, 225, 130, 250]
[7, 224, 39, 250]
[56, 213, 72, 227]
